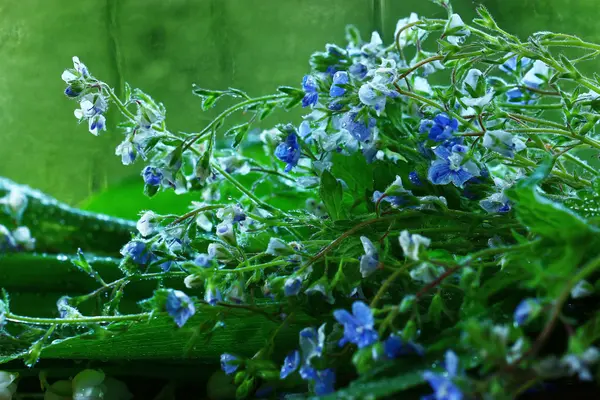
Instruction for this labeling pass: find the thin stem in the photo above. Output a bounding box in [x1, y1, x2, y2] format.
[6, 312, 152, 326]
[211, 162, 281, 214]
[183, 94, 287, 151]
[103, 85, 136, 120]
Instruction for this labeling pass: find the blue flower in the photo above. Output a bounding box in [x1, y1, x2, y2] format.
[328, 101, 344, 111]
[280, 350, 301, 379]
[514, 298, 538, 326]
[333, 301, 378, 349]
[482, 130, 526, 158]
[330, 71, 349, 97]
[409, 171, 422, 186]
[480, 193, 511, 214]
[362, 143, 379, 163]
[64, 85, 82, 98]
[220, 353, 239, 375]
[302, 75, 319, 107]
[284, 276, 302, 296]
[506, 88, 525, 102]
[372, 190, 404, 207]
[194, 253, 212, 268]
[275, 133, 301, 172]
[500, 55, 532, 74]
[116, 141, 137, 165]
[165, 290, 196, 328]
[205, 286, 222, 306]
[341, 111, 376, 142]
[423, 351, 463, 400]
[313, 369, 336, 396]
[428, 145, 480, 188]
[299, 324, 326, 362]
[349, 63, 368, 79]
[142, 166, 163, 186]
[383, 335, 425, 359]
[419, 113, 459, 142]
[120, 241, 153, 265]
[359, 236, 379, 278]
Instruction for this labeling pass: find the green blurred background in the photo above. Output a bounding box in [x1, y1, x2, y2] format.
[0, 0, 597, 211]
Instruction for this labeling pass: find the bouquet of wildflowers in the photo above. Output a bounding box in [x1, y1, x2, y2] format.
[2, 1, 600, 398]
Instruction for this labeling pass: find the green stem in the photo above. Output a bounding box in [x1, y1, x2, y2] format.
[184, 94, 287, 151]
[211, 162, 282, 214]
[6, 312, 152, 326]
[103, 84, 136, 120]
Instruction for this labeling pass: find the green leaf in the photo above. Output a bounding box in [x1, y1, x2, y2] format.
[506, 160, 596, 242]
[330, 152, 373, 197]
[319, 171, 345, 221]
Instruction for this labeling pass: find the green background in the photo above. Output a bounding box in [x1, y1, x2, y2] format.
[0, 0, 597, 206]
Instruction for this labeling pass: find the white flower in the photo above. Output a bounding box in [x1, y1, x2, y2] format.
[571, 280, 594, 299]
[463, 69, 484, 93]
[12, 227, 34, 250]
[482, 130, 526, 158]
[361, 31, 384, 55]
[561, 347, 599, 381]
[195, 213, 213, 232]
[413, 76, 432, 94]
[409, 262, 443, 284]
[72, 369, 106, 400]
[462, 91, 494, 108]
[394, 13, 424, 48]
[61, 56, 89, 83]
[1, 188, 28, 220]
[0, 371, 17, 399]
[522, 60, 550, 87]
[115, 141, 136, 165]
[136, 211, 156, 237]
[216, 221, 236, 245]
[266, 237, 292, 256]
[444, 14, 470, 46]
[74, 95, 108, 136]
[399, 230, 431, 261]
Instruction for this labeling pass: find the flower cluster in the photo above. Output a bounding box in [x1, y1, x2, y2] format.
[39, 3, 600, 399]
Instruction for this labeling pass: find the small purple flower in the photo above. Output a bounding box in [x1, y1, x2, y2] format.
[330, 71, 349, 97]
[419, 113, 459, 142]
[280, 350, 301, 379]
[480, 193, 511, 214]
[349, 63, 368, 79]
[299, 324, 326, 363]
[302, 75, 319, 107]
[313, 369, 336, 396]
[284, 276, 302, 296]
[423, 351, 463, 400]
[372, 190, 404, 207]
[333, 301, 378, 349]
[428, 144, 480, 188]
[120, 241, 153, 265]
[165, 290, 196, 328]
[64, 85, 82, 98]
[205, 286, 222, 306]
[514, 298, 538, 326]
[142, 166, 163, 186]
[341, 111, 376, 142]
[359, 236, 379, 278]
[384, 335, 425, 359]
[328, 101, 344, 111]
[500, 55, 532, 74]
[275, 133, 301, 172]
[362, 143, 379, 164]
[408, 171, 422, 186]
[220, 353, 239, 375]
[194, 253, 212, 268]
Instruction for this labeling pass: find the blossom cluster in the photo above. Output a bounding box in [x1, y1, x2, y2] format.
[31, 2, 600, 399]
